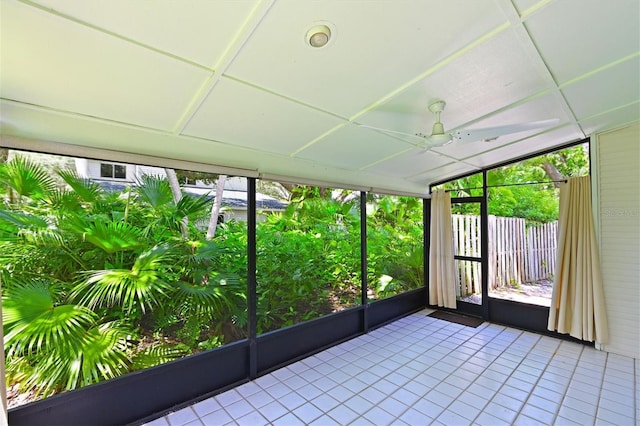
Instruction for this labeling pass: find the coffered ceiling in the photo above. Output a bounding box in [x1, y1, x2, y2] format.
[1, 0, 638, 195]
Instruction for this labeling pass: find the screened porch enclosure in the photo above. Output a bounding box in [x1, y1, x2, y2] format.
[3, 140, 606, 425]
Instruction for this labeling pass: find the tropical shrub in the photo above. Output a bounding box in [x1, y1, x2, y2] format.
[0, 156, 246, 402]
[1, 155, 426, 405]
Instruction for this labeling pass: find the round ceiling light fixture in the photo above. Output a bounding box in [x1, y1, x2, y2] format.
[306, 24, 331, 48]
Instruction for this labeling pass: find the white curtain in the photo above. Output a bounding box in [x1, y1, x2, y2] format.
[548, 176, 609, 343]
[429, 190, 457, 308]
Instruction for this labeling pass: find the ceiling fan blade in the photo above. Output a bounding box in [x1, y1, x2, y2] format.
[452, 118, 560, 144]
[357, 124, 427, 140]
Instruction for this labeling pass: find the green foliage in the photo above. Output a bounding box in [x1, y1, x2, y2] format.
[1, 154, 427, 404]
[131, 343, 190, 371]
[72, 245, 174, 315]
[0, 156, 56, 204]
[366, 195, 424, 299]
[438, 144, 589, 223]
[255, 195, 362, 332]
[1, 158, 247, 400]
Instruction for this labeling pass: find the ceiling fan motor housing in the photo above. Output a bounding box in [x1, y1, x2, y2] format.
[432, 121, 445, 135]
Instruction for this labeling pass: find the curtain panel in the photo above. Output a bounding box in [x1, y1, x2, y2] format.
[429, 190, 456, 308]
[548, 176, 609, 343]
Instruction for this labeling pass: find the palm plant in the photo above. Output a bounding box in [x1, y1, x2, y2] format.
[0, 156, 56, 205]
[2, 157, 247, 402]
[71, 244, 174, 315]
[2, 276, 132, 397]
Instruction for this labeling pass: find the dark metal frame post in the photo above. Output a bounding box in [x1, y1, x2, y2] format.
[248, 178, 258, 378]
[480, 170, 490, 321]
[423, 198, 430, 306]
[360, 191, 369, 333]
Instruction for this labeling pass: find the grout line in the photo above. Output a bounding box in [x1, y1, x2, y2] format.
[150, 312, 635, 425]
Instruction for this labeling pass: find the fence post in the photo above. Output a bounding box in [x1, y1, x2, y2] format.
[488, 215, 496, 291]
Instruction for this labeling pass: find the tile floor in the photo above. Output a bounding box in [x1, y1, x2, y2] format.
[143, 309, 638, 426]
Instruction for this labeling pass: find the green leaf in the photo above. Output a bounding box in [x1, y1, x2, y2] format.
[0, 156, 55, 201]
[131, 343, 190, 371]
[64, 215, 145, 253]
[135, 175, 173, 208]
[2, 280, 96, 357]
[72, 245, 174, 313]
[56, 168, 103, 202]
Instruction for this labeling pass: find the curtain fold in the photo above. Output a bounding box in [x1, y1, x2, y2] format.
[548, 176, 609, 344]
[429, 190, 457, 308]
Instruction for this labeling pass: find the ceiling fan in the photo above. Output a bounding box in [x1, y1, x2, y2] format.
[360, 99, 559, 149]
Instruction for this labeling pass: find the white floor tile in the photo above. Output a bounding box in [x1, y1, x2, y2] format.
[199, 409, 232, 426]
[166, 407, 199, 426]
[235, 410, 267, 426]
[474, 411, 511, 426]
[140, 312, 637, 426]
[378, 397, 409, 417]
[191, 398, 221, 418]
[362, 406, 395, 426]
[327, 404, 359, 424]
[519, 403, 556, 425]
[292, 403, 323, 424]
[483, 401, 518, 423]
[344, 394, 375, 415]
[224, 399, 254, 420]
[597, 406, 636, 425]
[437, 409, 472, 425]
[278, 391, 306, 410]
[309, 393, 340, 412]
[258, 400, 288, 422]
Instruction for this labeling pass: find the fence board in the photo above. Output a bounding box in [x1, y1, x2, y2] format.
[452, 215, 558, 294]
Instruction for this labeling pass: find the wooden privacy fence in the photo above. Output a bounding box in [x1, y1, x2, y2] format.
[452, 214, 558, 295]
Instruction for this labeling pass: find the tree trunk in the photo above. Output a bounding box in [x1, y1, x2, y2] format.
[206, 174, 227, 240]
[541, 161, 565, 188]
[165, 168, 189, 239]
[0, 148, 8, 164]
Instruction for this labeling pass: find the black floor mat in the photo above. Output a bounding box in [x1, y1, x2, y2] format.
[428, 310, 484, 328]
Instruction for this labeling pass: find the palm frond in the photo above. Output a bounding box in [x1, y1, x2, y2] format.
[72, 245, 174, 313]
[45, 188, 83, 212]
[20, 321, 131, 396]
[131, 342, 190, 371]
[185, 239, 222, 265]
[135, 175, 173, 208]
[174, 274, 244, 319]
[69, 322, 131, 387]
[0, 156, 56, 201]
[2, 280, 96, 357]
[0, 209, 48, 230]
[175, 193, 212, 219]
[56, 168, 102, 202]
[63, 214, 145, 253]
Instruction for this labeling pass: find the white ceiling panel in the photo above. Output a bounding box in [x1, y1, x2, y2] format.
[524, 0, 640, 83]
[225, 0, 506, 117]
[512, 0, 545, 16]
[182, 77, 345, 154]
[363, 149, 456, 178]
[463, 125, 585, 169]
[430, 93, 576, 160]
[0, 1, 210, 130]
[357, 26, 554, 134]
[1, 0, 639, 196]
[30, 0, 259, 67]
[410, 162, 480, 187]
[0, 100, 430, 195]
[294, 125, 411, 170]
[562, 57, 640, 119]
[579, 103, 640, 136]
